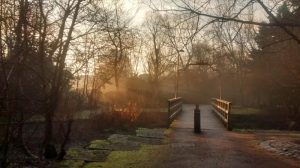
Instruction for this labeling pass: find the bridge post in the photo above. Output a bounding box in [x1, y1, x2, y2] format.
[167, 100, 171, 127]
[227, 102, 232, 131]
[194, 104, 201, 133]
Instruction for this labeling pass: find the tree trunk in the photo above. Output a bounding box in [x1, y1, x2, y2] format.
[57, 120, 73, 161]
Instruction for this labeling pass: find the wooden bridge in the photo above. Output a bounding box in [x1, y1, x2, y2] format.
[167, 97, 231, 130]
[161, 97, 299, 168]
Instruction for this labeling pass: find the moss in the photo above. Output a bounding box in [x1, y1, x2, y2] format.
[67, 148, 109, 161]
[55, 160, 84, 168]
[90, 145, 168, 168]
[88, 140, 111, 150]
[59, 133, 169, 168]
[107, 134, 129, 144]
[67, 148, 84, 158]
[83, 162, 103, 168]
[67, 148, 94, 158]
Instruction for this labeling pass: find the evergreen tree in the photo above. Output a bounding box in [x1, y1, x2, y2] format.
[250, 0, 300, 129]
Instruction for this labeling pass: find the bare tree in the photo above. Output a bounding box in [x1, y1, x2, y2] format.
[100, 1, 136, 89]
[0, 0, 96, 165]
[149, 0, 300, 44]
[143, 12, 173, 89]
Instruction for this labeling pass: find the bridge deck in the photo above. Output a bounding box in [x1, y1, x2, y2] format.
[171, 104, 225, 130]
[162, 104, 298, 168]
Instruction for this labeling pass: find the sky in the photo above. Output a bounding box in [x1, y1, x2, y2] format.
[120, 0, 271, 74]
[122, 0, 270, 26]
[122, 0, 148, 26]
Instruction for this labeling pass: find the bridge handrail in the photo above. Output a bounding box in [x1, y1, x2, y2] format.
[211, 98, 232, 130]
[167, 97, 183, 127]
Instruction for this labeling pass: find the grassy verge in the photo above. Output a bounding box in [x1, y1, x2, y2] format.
[230, 107, 285, 130]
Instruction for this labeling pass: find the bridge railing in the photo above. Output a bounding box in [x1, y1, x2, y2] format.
[211, 98, 232, 130]
[167, 97, 183, 127]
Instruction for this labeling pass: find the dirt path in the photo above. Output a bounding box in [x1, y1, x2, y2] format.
[160, 104, 299, 168]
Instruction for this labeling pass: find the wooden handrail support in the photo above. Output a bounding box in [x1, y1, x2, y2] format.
[211, 98, 232, 130]
[167, 97, 183, 127]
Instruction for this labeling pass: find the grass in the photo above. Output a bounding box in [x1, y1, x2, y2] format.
[88, 140, 111, 150]
[66, 147, 109, 161]
[83, 145, 168, 168]
[56, 131, 169, 168]
[230, 106, 298, 130]
[55, 160, 84, 168]
[83, 162, 103, 168]
[231, 107, 262, 115]
[230, 107, 277, 130]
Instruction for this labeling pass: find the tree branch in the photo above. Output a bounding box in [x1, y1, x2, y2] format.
[256, 0, 300, 44]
